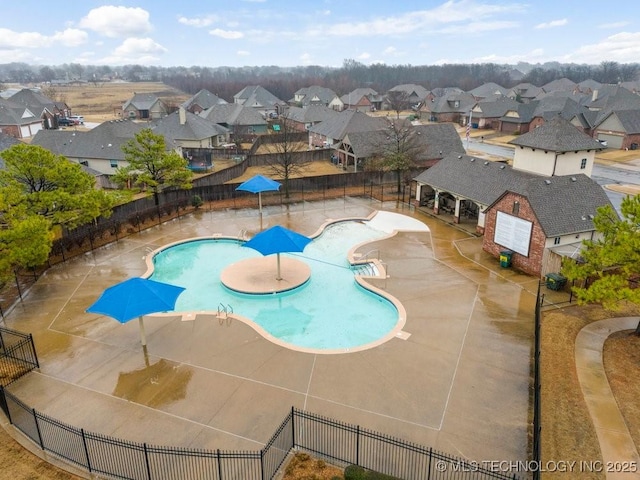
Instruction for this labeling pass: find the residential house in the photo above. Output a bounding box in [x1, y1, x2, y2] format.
[340, 88, 384, 112]
[386, 84, 430, 109]
[9, 88, 69, 129]
[419, 90, 476, 124]
[506, 83, 543, 103]
[336, 123, 464, 172]
[233, 85, 286, 118]
[414, 115, 610, 277]
[0, 98, 44, 139]
[31, 119, 145, 178]
[527, 96, 585, 131]
[181, 89, 227, 114]
[290, 86, 339, 108]
[541, 78, 577, 93]
[307, 109, 387, 148]
[0, 131, 21, 168]
[468, 82, 508, 101]
[575, 79, 602, 95]
[284, 105, 340, 132]
[589, 86, 640, 149]
[152, 107, 231, 171]
[122, 93, 169, 120]
[471, 97, 520, 130]
[199, 103, 268, 136]
[497, 102, 537, 135]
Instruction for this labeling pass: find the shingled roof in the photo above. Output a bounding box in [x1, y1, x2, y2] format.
[509, 115, 603, 152]
[152, 109, 229, 142]
[308, 110, 387, 140]
[181, 89, 227, 111]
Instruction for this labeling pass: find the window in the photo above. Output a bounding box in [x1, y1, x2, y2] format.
[110, 160, 118, 168]
[580, 158, 587, 169]
[554, 237, 561, 245]
[512, 201, 520, 215]
[80, 160, 88, 166]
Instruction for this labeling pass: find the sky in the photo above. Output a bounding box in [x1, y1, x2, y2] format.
[1, 0, 640, 68]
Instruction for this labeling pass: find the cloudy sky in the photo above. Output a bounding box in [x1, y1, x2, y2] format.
[1, 0, 639, 68]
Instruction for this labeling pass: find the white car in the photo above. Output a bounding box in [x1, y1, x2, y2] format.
[69, 115, 84, 125]
[598, 139, 608, 147]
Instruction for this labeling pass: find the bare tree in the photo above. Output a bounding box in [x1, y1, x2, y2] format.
[378, 119, 424, 193]
[265, 115, 309, 198]
[386, 90, 410, 119]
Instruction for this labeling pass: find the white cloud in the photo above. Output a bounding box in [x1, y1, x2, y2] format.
[300, 53, 312, 64]
[472, 48, 546, 64]
[51, 29, 88, 47]
[534, 19, 568, 29]
[438, 20, 519, 34]
[0, 28, 50, 48]
[209, 28, 244, 39]
[237, 50, 250, 56]
[79, 6, 152, 38]
[598, 21, 629, 29]
[308, 1, 527, 37]
[178, 15, 219, 28]
[383, 47, 398, 56]
[563, 32, 640, 64]
[357, 52, 371, 60]
[98, 37, 167, 65]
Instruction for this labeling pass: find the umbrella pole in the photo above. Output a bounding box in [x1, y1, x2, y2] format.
[276, 253, 282, 281]
[138, 316, 147, 346]
[258, 193, 264, 230]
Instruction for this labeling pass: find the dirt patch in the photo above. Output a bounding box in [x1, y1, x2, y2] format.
[603, 330, 640, 448]
[604, 184, 640, 196]
[283, 452, 344, 480]
[541, 302, 640, 479]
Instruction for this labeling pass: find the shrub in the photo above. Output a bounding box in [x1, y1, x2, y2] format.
[344, 465, 400, 480]
[191, 194, 203, 209]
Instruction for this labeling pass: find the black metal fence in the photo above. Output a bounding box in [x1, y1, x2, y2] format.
[532, 287, 543, 480]
[0, 379, 520, 480]
[0, 327, 39, 387]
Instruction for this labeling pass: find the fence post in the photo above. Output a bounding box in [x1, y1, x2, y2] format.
[32, 409, 44, 449]
[143, 443, 152, 480]
[355, 425, 360, 466]
[13, 270, 23, 300]
[260, 449, 266, 480]
[216, 449, 223, 480]
[291, 406, 296, 448]
[28, 334, 40, 368]
[0, 386, 11, 423]
[427, 447, 432, 480]
[80, 429, 92, 473]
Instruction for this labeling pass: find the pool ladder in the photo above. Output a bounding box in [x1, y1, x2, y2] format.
[217, 303, 233, 323]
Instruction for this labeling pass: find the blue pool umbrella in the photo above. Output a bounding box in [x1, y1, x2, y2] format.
[243, 225, 312, 280]
[86, 277, 185, 346]
[236, 175, 281, 220]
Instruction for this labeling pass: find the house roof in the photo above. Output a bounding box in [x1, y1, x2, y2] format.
[475, 97, 520, 118]
[8, 88, 59, 115]
[542, 78, 577, 92]
[291, 86, 338, 107]
[509, 115, 603, 152]
[199, 103, 267, 126]
[340, 88, 383, 104]
[152, 109, 229, 142]
[181, 89, 227, 110]
[468, 82, 508, 99]
[123, 93, 162, 110]
[415, 154, 613, 236]
[422, 91, 476, 114]
[0, 98, 40, 126]
[388, 84, 429, 99]
[601, 109, 640, 134]
[0, 132, 21, 169]
[233, 86, 284, 109]
[508, 83, 543, 100]
[592, 86, 640, 126]
[285, 105, 339, 124]
[577, 79, 602, 92]
[307, 109, 387, 140]
[32, 119, 145, 161]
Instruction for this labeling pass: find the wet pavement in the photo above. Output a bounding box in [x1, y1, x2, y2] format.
[2, 197, 537, 467]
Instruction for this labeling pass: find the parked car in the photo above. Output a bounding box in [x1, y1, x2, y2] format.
[69, 115, 84, 125]
[57, 117, 75, 127]
[598, 139, 608, 147]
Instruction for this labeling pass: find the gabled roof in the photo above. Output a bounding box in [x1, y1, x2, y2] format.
[9, 88, 58, 115]
[233, 86, 284, 109]
[388, 84, 429, 99]
[598, 110, 640, 135]
[591, 86, 640, 126]
[0, 132, 21, 168]
[181, 89, 227, 110]
[285, 105, 339, 124]
[489, 174, 615, 237]
[307, 110, 386, 140]
[152, 109, 229, 141]
[429, 87, 464, 97]
[340, 88, 383, 104]
[475, 97, 520, 118]
[468, 82, 507, 99]
[0, 98, 40, 126]
[199, 103, 267, 126]
[509, 115, 603, 152]
[577, 79, 602, 92]
[291, 86, 338, 107]
[541, 78, 577, 93]
[530, 96, 583, 121]
[422, 91, 476, 114]
[415, 154, 613, 236]
[499, 102, 538, 125]
[508, 83, 543, 99]
[123, 93, 163, 110]
[32, 119, 145, 161]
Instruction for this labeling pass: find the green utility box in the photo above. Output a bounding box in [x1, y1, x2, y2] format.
[545, 273, 567, 291]
[499, 250, 513, 268]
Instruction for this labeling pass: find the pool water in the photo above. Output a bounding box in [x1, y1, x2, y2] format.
[149, 221, 399, 351]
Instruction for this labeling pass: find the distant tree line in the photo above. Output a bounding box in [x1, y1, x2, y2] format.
[1, 59, 638, 102]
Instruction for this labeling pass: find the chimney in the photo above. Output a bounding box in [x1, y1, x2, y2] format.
[179, 106, 186, 125]
[592, 89, 599, 102]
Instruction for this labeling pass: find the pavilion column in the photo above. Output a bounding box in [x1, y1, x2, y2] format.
[453, 198, 461, 224]
[433, 190, 440, 214]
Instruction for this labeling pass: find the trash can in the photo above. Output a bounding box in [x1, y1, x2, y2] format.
[545, 273, 567, 291]
[499, 250, 513, 268]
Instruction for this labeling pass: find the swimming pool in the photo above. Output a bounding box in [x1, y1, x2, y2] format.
[148, 217, 411, 353]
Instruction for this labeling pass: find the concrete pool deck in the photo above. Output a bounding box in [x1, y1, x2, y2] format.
[1, 197, 537, 471]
